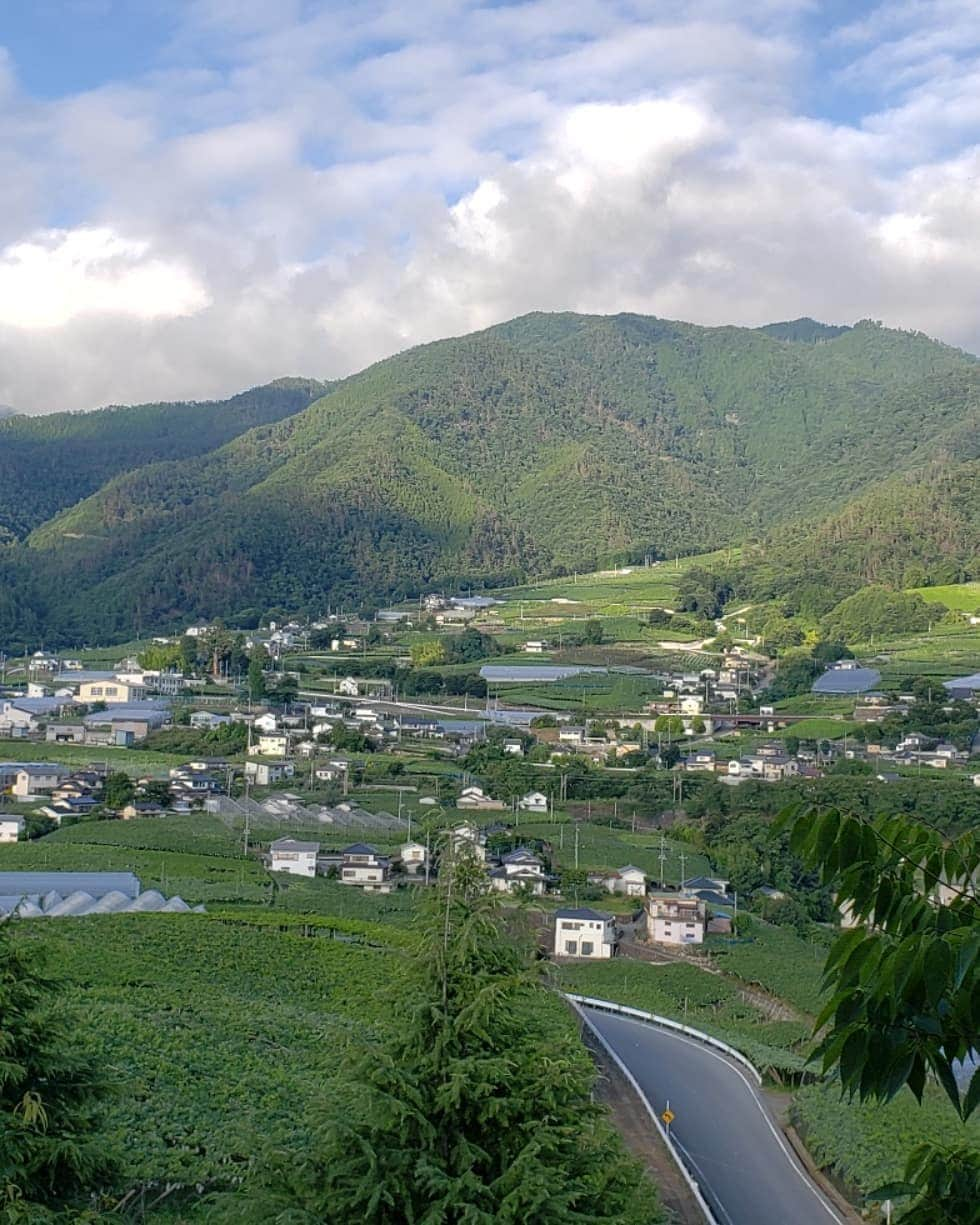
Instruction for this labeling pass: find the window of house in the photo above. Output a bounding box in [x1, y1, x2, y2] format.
[564, 941, 578, 954]
[581, 941, 594, 955]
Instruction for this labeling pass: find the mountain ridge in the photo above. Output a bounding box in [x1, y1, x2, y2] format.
[2, 311, 978, 645]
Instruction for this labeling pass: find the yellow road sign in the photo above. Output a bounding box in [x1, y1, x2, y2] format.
[661, 1109, 675, 1126]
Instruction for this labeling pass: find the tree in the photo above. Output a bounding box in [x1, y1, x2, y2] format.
[690, 716, 706, 735]
[102, 771, 134, 810]
[776, 802, 979, 1221]
[659, 744, 681, 769]
[246, 649, 267, 701]
[582, 619, 604, 645]
[410, 640, 447, 667]
[217, 852, 661, 1223]
[0, 921, 113, 1215]
[139, 780, 173, 808]
[654, 715, 684, 738]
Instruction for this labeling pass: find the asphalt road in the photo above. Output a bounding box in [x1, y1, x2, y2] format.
[585, 1009, 847, 1225]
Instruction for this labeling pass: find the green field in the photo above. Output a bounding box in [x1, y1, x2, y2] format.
[11, 916, 407, 1218]
[0, 737, 187, 773]
[856, 622, 980, 686]
[792, 1080, 980, 1207]
[516, 820, 711, 884]
[907, 581, 980, 613]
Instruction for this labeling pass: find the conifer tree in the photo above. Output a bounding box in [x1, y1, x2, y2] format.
[0, 921, 112, 1220]
[222, 852, 661, 1223]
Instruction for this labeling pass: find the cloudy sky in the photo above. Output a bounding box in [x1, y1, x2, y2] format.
[1, 0, 979, 413]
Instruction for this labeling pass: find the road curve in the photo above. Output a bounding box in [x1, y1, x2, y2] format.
[584, 1009, 847, 1225]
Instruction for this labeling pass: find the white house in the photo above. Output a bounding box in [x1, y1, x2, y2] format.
[0, 815, 25, 843]
[189, 711, 231, 729]
[245, 760, 295, 787]
[523, 640, 549, 653]
[553, 908, 617, 958]
[518, 790, 549, 813]
[256, 732, 290, 757]
[488, 848, 547, 895]
[252, 713, 279, 733]
[268, 838, 319, 877]
[338, 677, 360, 696]
[450, 822, 487, 862]
[502, 739, 524, 756]
[340, 843, 392, 890]
[606, 865, 647, 897]
[400, 841, 427, 874]
[456, 786, 505, 810]
[645, 893, 706, 945]
[13, 764, 70, 797]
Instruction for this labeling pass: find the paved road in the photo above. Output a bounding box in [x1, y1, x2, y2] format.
[585, 1009, 847, 1225]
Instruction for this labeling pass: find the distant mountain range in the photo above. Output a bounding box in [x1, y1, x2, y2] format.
[1, 313, 978, 646]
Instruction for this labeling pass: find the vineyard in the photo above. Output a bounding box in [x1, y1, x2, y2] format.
[792, 1079, 980, 1205]
[13, 916, 410, 1218]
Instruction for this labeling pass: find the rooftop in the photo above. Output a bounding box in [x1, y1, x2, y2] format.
[555, 907, 613, 921]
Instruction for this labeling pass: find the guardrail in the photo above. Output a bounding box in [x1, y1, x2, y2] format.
[564, 992, 763, 1085]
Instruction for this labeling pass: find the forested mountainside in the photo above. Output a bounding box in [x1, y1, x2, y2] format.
[2, 311, 979, 645]
[733, 459, 980, 617]
[0, 378, 327, 542]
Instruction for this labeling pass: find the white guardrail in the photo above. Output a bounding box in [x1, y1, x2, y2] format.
[565, 994, 767, 1225]
[564, 993, 763, 1084]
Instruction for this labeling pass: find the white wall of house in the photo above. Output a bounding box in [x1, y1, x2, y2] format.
[269, 848, 317, 877]
[554, 916, 616, 958]
[0, 815, 25, 843]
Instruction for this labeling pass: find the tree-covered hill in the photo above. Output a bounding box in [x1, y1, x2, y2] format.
[734, 459, 980, 618]
[0, 377, 327, 542]
[3, 311, 979, 644]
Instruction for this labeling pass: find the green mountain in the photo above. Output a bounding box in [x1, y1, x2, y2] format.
[3, 312, 979, 645]
[734, 459, 980, 618]
[0, 378, 327, 542]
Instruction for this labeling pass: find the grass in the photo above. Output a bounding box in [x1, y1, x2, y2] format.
[906, 581, 980, 613]
[558, 959, 810, 1076]
[516, 820, 711, 884]
[792, 1079, 980, 1205]
[855, 623, 980, 686]
[767, 718, 859, 742]
[0, 738, 187, 773]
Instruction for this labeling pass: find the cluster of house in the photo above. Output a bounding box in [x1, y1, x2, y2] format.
[554, 873, 735, 959]
[681, 740, 809, 783]
[266, 838, 403, 890]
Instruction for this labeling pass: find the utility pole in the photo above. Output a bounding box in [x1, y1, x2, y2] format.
[679, 851, 687, 889]
[574, 823, 579, 870]
[658, 831, 667, 889]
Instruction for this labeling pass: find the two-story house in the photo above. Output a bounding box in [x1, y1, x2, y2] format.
[340, 843, 392, 891]
[553, 908, 617, 958]
[268, 837, 319, 877]
[645, 892, 707, 945]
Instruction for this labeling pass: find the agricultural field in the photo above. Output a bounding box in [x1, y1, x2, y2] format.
[706, 916, 830, 1014]
[488, 549, 736, 615]
[792, 1080, 980, 1207]
[516, 820, 711, 884]
[906, 581, 980, 613]
[0, 737, 188, 773]
[856, 622, 980, 686]
[11, 915, 407, 1219]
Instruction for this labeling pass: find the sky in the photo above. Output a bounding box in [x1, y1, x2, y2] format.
[1, 0, 979, 413]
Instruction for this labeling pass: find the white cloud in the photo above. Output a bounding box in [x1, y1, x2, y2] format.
[0, 2, 979, 412]
[0, 228, 209, 328]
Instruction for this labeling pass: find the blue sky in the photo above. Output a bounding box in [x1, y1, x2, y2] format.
[0, 0, 978, 412]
